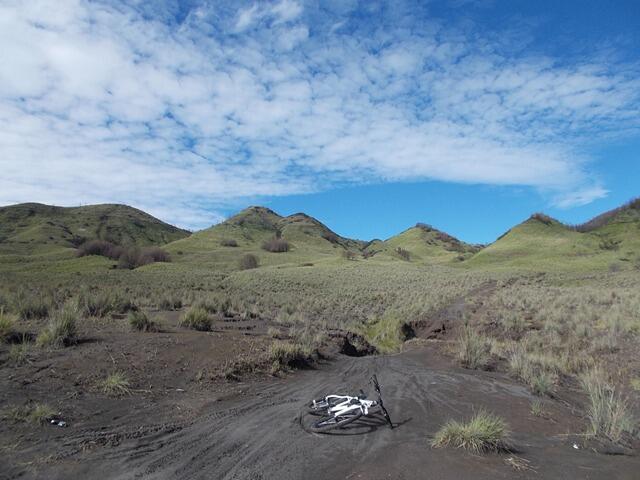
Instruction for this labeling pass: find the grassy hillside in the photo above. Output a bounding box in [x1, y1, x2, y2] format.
[466, 209, 640, 271]
[165, 206, 364, 271]
[364, 223, 481, 264]
[0, 203, 190, 256]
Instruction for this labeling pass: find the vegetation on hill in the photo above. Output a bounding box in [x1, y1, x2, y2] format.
[363, 223, 481, 264]
[0, 203, 189, 255]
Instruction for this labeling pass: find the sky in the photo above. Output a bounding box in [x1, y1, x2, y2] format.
[0, 0, 639, 244]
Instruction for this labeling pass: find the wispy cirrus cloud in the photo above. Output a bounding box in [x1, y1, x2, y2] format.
[0, 0, 638, 229]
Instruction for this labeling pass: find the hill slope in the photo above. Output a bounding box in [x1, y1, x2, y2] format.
[467, 207, 640, 271]
[166, 206, 364, 269]
[0, 203, 190, 255]
[364, 223, 481, 264]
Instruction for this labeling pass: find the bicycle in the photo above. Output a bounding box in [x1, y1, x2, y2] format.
[306, 375, 393, 433]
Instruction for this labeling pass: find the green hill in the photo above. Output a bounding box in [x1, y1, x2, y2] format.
[466, 204, 640, 271]
[166, 206, 365, 270]
[364, 223, 481, 264]
[0, 203, 190, 255]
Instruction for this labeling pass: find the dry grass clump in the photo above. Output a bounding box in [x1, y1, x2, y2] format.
[457, 324, 491, 370]
[507, 344, 557, 396]
[36, 306, 78, 348]
[14, 293, 50, 320]
[129, 310, 156, 332]
[8, 341, 30, 365]
[0, 308, 16, 342]
[158, 296, 182, 310]
[239, 253, 259, 270]
[580, 367, 635, 443]
[432, 410, 511, 453]
[268, 341, 313, 372]
[101, 372, 131, 396]
[262, 237, 290, 253]
[5, 403, 56, 425]
[180, 306, 212, 331]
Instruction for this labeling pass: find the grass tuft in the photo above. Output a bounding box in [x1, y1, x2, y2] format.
[0, 308, 16, 341]
[580, 368, 635, 443]
[268, 341, 313, 372]
[6, 403, 56, 425]
[432, 410, 511, 453]
[129, 310, 156, 332]
[101, 372, 131, 396]
[180, 307, 212, 331]
[457, 324, 491, 370]
[36, 306, 78, 348]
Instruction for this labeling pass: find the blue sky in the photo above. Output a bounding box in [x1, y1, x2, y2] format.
[0, 0, 639, 243]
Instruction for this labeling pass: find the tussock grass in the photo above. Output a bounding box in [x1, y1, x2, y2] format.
[158, 296, 182, 310]
[101, 372, 131, 396]
[180, 306, 212, 331]
[580, 368, 634, 443]
[36, 306, 78, 348]
[268, 341, 313, 372]
[8, 341, 29, 365]
[432, 410, 511, 453]
[129, 310, 156, 332]
[6, 403, 55, 425]
[15, 294, 50, 320]
[457, 324, 491, 370]
[0, 308, 15, 341]
[530, 399, 546, 417]
[362, 312, 410, 353]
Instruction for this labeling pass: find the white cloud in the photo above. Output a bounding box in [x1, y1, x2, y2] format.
[0, 0, 639, 229]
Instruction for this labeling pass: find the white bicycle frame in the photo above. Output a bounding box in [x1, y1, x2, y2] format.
[314, 394, 377, 417]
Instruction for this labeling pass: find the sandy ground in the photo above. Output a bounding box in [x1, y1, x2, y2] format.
[2, 342, 638, 480]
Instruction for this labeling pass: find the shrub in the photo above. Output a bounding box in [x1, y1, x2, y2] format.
[118, 246, 171, 269]
[342, 250, 356, 260]
[580, 368, 634, 443]
[322, 232, 339, 244]
[180, 307, 212, 331]
[457, 325, 491, 370]
[220, 238, 238, 247]
[599, 238, 621, 251]
[396, 247, 410, 261]
[76, 240, 123, 260]
[431, 410, 511, 453]
[36, 306, 78, 348]
[129, 311, 156, 332]
[239, 254, 259, 270]
[0, 308, 15, 341]
[101, 372, 131, 396]
[262, 237, 290, 253]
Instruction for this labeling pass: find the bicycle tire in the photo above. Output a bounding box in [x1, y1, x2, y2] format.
[307, 397, 343, 416]
[309, 411, 362, 433]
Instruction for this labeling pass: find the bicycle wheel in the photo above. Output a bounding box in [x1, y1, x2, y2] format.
[309, 411, 362, 433]
[307, 397, 342, 416]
